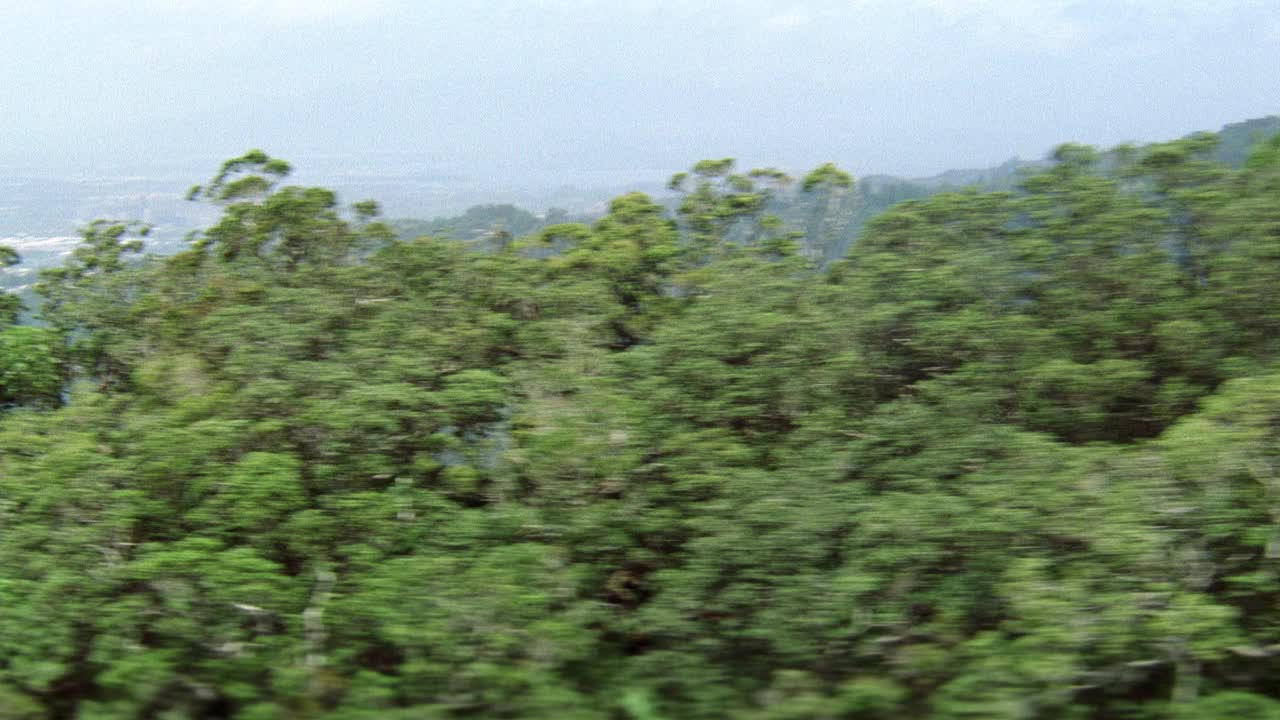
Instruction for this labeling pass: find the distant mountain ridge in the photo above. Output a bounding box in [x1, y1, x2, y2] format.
[4, 115, 1278, 285]
[860, 115, 1278, 193]
[1208, 115, 1280, 165]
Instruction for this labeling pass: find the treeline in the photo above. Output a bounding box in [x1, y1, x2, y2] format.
[390, 205, 566, 248]
[383, 116, 1280, 268]
[2, 130, 1280, 718]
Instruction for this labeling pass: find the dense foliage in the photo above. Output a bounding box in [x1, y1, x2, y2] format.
[3, 130, 1280, 719]
[390, 205, 559, 248]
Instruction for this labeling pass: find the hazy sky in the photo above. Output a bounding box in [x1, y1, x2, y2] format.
[2, 0, 1277, 181]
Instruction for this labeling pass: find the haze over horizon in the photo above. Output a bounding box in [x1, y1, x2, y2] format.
[2, 0, 1277, 184]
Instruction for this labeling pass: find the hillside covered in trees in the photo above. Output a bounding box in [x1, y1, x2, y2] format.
[3, 124, 1280, 719]
[377, 116, 1280, 270]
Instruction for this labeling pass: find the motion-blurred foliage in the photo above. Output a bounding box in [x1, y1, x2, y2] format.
[4, 131, 1280, 718]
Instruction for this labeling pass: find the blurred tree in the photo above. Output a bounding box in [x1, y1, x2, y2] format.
[3, 126, 1280, 718]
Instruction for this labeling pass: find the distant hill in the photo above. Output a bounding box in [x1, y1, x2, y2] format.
[1211, 115, 1280, 165]
[391, 204, 579, 245]
[327, 114, 1280, 265]
[5, 115, 1278, 288]
[799, 115, 1278, 260]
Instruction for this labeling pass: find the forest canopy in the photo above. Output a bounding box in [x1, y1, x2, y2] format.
[4, 126, 1280, 719]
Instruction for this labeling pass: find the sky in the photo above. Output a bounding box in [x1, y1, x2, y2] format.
[1, 0, 1277, 184]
